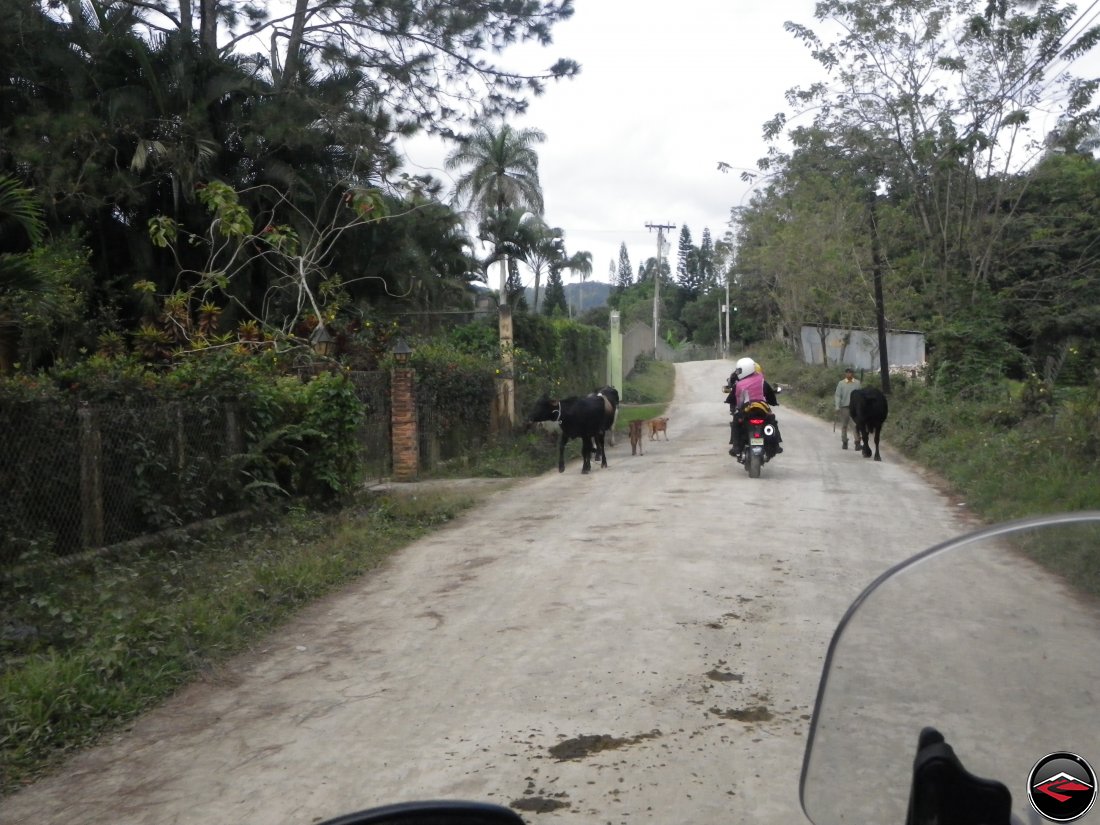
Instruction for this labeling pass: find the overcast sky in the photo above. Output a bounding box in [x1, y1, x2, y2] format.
[396, 1, 1100, 290]
[398, 1, 828, 285]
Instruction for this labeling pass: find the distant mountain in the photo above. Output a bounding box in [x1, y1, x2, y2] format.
[524, 281, 611, 311]
[469, 280, 612, 315]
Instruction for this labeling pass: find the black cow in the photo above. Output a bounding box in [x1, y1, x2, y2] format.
[527, 394, 608, 474]
[849, 387, 888, 461]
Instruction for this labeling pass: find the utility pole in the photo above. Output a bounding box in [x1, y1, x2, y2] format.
[646, 222, 675, 353]
[867, 192, 891, 395]
[724, 273, 731, 355]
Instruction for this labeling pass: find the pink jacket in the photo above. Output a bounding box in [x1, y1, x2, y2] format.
[732, 372, 766, 407]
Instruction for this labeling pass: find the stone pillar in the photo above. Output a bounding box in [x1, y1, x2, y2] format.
[390, 366, 419, 481]
[608, 311, 622, 393]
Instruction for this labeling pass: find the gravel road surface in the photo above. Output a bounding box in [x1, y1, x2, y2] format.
[2, 359, 981, 825]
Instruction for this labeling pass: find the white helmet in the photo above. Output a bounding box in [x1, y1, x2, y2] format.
[734, 357, 756, 379]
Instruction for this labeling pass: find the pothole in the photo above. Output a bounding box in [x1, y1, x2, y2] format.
[709, 705, 774, 722]
[548, 730, 661, 761]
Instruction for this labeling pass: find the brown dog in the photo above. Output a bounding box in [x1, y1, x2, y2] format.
[628, 419, 645, 455]
[648, 417, 669, 440]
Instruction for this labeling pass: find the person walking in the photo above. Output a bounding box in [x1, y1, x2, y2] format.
[834, 367, 862, 450]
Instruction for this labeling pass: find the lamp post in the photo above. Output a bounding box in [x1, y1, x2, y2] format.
[392, 337, 411, 366]
[390, 338, 418, 481]
[310, 324, 336, 357]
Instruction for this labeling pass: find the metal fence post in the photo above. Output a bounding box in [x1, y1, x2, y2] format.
[79, 403, 104, 548]
[225, 402, 242, 455]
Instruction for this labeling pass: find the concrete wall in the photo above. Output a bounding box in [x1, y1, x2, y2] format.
[800, 325, 926, 370]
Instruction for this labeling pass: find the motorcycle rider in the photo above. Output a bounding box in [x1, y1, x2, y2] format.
[725, 356, 782, 460]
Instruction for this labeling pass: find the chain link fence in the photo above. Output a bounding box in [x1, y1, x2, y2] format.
[3, 370, 503, 569]
[348, 371, 392, 482]
[1, 399, 244, 565]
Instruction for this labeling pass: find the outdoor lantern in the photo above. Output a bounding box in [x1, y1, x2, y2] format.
[392, 338, 412, 366]
[310, 324, 336, 357]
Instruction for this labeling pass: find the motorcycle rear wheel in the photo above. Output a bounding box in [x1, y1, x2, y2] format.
[748, 450, 762, 478]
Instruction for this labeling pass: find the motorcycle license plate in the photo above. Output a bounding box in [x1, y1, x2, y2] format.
[750, 435, 764, 445]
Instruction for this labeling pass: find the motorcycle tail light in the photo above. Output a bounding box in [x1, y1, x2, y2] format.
[749, 418, 765, 425]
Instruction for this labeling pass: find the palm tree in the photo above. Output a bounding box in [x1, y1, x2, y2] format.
[0, 175, 47, 373]
[522, 222, 565, 314]
[563, 250, 593, 316]
[445, 121, 546, 237]
[477, 208, 562, 311]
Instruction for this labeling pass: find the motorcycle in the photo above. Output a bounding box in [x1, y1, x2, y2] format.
[314, 512, 1100, 825]
[725, 383, 782, 479]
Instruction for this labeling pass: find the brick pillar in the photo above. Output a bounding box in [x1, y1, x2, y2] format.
[391, 366, 419, 481]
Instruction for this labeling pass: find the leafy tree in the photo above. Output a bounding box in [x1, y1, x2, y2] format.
[680, 291, 725, 346]
[737, 129, 894, 360]
[1, 1, 574, 366]
[995, 151, 1100, 367]
[61, 0, 578, 130]
[147, 180, 391, 348]
[775, 0, 1100, 299]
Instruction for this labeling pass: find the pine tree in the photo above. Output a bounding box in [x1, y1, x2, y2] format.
[676, 226, 694, 284]
[542, 267, 567, 316]
[616, 243, 633, 290]
[677, 225, 705, 298]
[699, 228, 715, 289]
[505, 258, 528, 311]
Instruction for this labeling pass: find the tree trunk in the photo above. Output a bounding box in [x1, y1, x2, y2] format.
[868, 195, 891, 395]
[276, 0, 311, 90]
[200, 0, 219, 54]
[0, 320, 17, 375]
[179, 0, 192, 40]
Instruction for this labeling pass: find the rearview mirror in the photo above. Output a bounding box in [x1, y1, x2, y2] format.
[316, 801, 526, 825]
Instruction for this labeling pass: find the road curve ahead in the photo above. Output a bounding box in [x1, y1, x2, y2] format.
[2, 359, 977, 825]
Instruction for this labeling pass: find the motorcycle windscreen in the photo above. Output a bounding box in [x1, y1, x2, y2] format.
[800, 514, 1100, 825]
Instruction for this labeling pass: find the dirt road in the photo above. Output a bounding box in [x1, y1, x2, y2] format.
[1, 360, 978, 825]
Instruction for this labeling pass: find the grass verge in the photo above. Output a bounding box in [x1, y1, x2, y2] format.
[0, 489, 483, 793]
